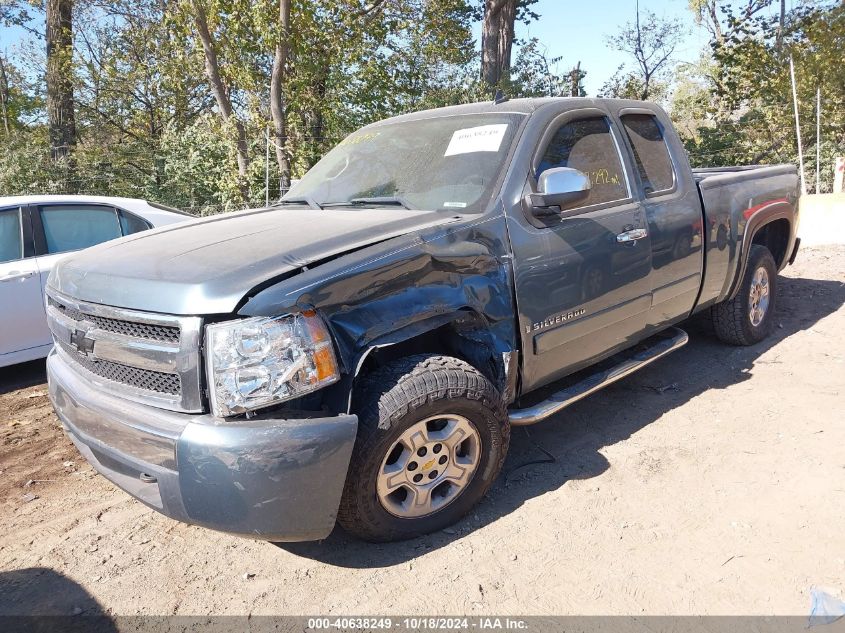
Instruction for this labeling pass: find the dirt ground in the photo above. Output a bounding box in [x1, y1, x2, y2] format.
[1, 244, 843, 617]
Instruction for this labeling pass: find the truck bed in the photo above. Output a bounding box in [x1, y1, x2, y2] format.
[692, 164, 795, 181]
[693, 164, 800, 310]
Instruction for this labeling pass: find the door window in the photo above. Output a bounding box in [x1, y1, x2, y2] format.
[537, 117, 629, 208]
[119, 210, 151, 236]
[39, 205, 122, 254]
[0, 208, 23, 264]
[620, 114, 676, 195]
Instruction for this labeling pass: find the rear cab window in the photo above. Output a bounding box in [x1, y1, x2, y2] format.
[537, 116, 630, 208]
[620, 113, 676, 196]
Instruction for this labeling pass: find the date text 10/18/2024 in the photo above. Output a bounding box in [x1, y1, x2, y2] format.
[306, 617, 530, 631]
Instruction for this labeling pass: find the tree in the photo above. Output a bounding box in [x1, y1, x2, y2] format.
[285, 0, 479, 173]
[0, 0, 36, 34]
[510, 37, 586, 97]
[268, 0, 392, 190]
[45, 0, 76, 163]
[0, 55, 10, 135]
[70, 0, 210, 195]
[688, 0, 724, 44]
[269, 0, 292, 190]
[568, 61, 586, 97]
[600, 66, 650, 101]
[681, 1, 844, 188]
[666, 54, 719, 142]
[481, 0, 515, 89]
[190, 0, 251, 199]
[687, 0, 776, 48]
[0, 0, 489, 206]
[602, 2, 684, 101]
[480, 0, 537, 90]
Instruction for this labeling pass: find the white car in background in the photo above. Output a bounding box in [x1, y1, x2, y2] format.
[0, 195, 191, 368]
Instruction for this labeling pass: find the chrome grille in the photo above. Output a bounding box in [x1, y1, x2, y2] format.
[49, 297, 180, 343]
[46, 287, 203, 413]
[56, 340, 181, 395]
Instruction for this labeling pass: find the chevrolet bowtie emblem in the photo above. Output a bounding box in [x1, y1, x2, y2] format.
[70, 328, 95, 356]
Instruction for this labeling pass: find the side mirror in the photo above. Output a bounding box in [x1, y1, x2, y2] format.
[524, 167, 591, 217]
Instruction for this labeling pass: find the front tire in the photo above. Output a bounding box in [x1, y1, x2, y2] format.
[338, 355, 509, 542]
[711, 244, 778, 346]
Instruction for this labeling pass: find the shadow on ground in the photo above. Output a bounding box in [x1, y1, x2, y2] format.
[0, 359, 47, 395]
[0, 567, 116, 631]
[278, 274, 845, 567]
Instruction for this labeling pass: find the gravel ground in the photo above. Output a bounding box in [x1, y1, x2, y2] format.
[1, 244, 843, 617]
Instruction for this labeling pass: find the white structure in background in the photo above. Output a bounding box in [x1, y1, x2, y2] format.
[0, 195, 191, 368]
[835, 158, 844, 194]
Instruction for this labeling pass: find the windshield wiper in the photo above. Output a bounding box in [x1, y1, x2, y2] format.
[322, 196, 415, 210]
[273, 196, 323, 210]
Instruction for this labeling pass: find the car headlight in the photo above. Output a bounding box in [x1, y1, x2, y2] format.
[205, 312, 339, 417]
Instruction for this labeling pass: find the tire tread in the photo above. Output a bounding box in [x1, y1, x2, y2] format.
[711, 244, 777, 346]
[338, 354, 509, 542]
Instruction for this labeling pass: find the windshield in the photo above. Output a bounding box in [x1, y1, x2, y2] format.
[284, 113, 525, 212]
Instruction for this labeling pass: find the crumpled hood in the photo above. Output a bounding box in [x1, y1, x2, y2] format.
[49, 206, 457, 314]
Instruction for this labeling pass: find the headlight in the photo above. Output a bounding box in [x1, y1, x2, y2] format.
[205, 312, 339, 417]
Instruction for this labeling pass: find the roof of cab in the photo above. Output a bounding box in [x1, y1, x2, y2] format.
[364, 96, 662, 128]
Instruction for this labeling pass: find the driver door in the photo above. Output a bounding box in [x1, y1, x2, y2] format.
[506, 109, 653, 392]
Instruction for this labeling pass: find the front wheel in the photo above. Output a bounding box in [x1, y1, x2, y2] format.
[711, 244, 778, 346]
[338, 355, 509, 542]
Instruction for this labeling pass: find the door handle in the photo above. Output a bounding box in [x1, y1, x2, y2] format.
[616, 228, 648, 243]
[0, 271, 35, 283]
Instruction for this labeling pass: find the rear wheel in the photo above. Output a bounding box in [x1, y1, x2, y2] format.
[711, 244, 777, 346]
[338, 354, 509, 542]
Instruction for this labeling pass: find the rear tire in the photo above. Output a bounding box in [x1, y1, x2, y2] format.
[711, 244, 777, 346]
[338, 354, 509, 542]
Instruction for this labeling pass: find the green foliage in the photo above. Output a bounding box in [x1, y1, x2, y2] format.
[677, 1, 844, 190]
[509, 38, 586, 98]
[0, 0, 35, 29]
[598, 68, 636, 100]
[154, 117, 243, 213]
[0, 55, 41, 131]
[0, 0, 488, 207]
[0, 128, 54, 194]
[2, 0, 843, 202]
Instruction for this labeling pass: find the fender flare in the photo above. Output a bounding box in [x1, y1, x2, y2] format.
[727, 199, 794, 301]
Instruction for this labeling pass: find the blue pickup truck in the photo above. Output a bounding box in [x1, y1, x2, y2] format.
[46, 98, 800, 542]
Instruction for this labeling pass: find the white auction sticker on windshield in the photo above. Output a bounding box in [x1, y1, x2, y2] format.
[444, 124, 508, 156]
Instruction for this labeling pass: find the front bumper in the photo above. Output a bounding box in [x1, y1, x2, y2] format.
[47, 349, 358, 541]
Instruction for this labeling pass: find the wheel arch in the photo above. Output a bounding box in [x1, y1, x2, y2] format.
[325, 309, 518, 415]
[751, 218, 791, 270]
[727, 202, 795, 301]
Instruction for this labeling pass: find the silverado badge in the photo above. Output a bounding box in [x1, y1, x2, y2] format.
[526, 308, 587, 334]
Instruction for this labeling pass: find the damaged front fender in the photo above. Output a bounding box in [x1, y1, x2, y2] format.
[239, 213, 520, 406]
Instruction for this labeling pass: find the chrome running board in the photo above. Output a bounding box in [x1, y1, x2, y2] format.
[508, 327, 689, 426]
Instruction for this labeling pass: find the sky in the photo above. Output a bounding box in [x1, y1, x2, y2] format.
[511, 0, 711, 94]
[516, 0, 796, 94]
